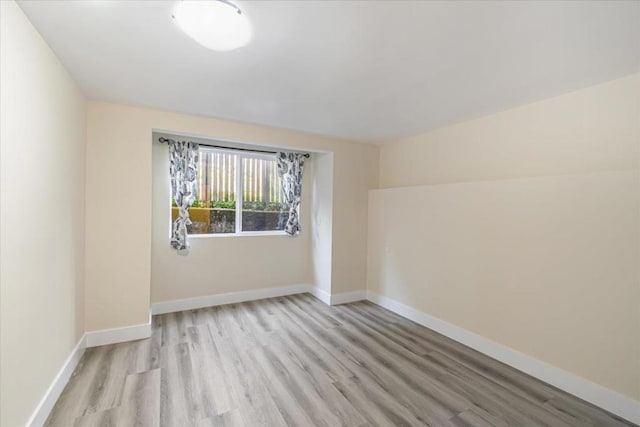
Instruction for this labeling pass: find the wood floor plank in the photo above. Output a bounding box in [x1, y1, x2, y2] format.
[268, 333, 368, 427]
[542, 394, 633, 427]
[120, 368, 161, 426]
[215, 326, 290, 427]
[332, 378, 416, 427]
[187, 324, 233, 417]
[330, 324, 467, 424]
[45, 293, 636, 427]
[337, 304, 434, 356]
[431, 354, 574, 427]
[159, 343, 200, 425]
[449, 408, 498, 427]
[72, 407, 120, 427]
[254, 342, 342, 426]
[197, 410, 245, 427]
[45, 343, 132, 426]
[275, 298, 463, 424]
[73, 367, 161, 427]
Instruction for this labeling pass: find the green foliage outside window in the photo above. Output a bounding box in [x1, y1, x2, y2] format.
[171, 199, 286, 212]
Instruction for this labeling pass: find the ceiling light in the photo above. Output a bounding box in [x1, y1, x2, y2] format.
[172, 0, 252, 52]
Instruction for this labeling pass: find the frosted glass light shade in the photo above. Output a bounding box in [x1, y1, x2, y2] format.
[173, 1, 252, 51]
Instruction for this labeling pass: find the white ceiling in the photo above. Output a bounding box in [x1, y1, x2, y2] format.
[18, 1, 640, 143]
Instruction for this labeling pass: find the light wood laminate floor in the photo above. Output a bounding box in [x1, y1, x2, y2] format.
[45, 294, 634, 427]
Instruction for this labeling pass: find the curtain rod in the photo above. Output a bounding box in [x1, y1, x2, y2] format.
[158, 137, 310, 158]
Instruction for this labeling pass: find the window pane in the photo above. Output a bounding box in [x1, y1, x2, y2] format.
[171, 150, 237, 234]
[241, 156, 289, 232]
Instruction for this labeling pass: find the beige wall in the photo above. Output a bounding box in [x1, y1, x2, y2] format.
[369, 75, 640, 401]
[380, 74, 639, 188]
[332, 143, 379, 293]
[368, 171, 639, 400]
[86, 101, 378, 330]
[0, 1, 87, 426]
[151, 133, 313, 302]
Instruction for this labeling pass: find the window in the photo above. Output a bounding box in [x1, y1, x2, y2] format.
[171, 148, 290, 235]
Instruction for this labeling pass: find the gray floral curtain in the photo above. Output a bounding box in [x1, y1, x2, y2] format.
[276, 152, 305, 236]
[169, 140, 199, 252]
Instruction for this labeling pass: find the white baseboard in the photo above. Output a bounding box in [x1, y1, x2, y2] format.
[151, 285, 369, 313]
[366, 291, 640, 425]
[27, 334, 87, 427]
[152, 284, 314, 315]
[330, 290, 367, 305]
[85, 319, 151, 347]
[309, 286, 331, 305]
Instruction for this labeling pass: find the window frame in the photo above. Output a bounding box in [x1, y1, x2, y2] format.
[177, 146, 289, 237]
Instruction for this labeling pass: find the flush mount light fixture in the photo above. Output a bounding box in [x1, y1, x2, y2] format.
[172, 0, 252, 51]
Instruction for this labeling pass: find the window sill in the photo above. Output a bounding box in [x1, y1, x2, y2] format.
[188, 230, 289, 238]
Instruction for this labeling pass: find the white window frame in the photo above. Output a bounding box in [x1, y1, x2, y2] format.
[182, 146, 288, 237]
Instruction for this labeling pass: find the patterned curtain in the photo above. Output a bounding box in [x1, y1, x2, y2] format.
[276, 152, 306, 236]
[169, 140, 199, 252]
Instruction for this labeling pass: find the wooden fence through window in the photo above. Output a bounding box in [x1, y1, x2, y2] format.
[196, 151, 285, 205]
